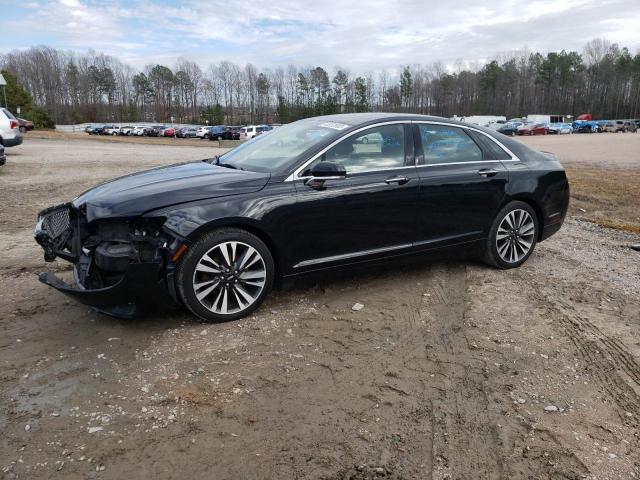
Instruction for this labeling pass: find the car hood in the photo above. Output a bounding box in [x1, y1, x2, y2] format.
[73, 160, 270, 222]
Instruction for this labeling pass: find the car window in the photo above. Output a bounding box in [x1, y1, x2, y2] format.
[304, 124, 406, 175]
[2, 108, 17, 120]
[468, 130, 512, 160]
[418, 124, 483, 165]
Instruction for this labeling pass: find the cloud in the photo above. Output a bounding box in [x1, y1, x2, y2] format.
[1, 0, 639, 72]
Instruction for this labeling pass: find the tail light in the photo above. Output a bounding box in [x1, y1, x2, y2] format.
[10, 120, 18, 129]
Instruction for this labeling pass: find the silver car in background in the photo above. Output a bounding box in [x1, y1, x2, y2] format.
[0, 108, 24, 148]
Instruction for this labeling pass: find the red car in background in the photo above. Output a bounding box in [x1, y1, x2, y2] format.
[517, 123, 548, 136]
[18, 117, 34, 133]
[162, 127, 177, 137]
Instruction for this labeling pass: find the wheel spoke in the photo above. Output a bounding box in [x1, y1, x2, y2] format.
[196, 281, 220, 301]
[520, 222, 535, 236]
[196, 263, 220, 274]
[239, 270, 265, 280]
[504, 212, 515, 229]
[517, 237, 532, 250]
[496, 228, 510, 240]
[218, 243, 232, 267]
[497, 240, 510, 257]
[219, 289, 228, 314]
[237, 246, 257, 270]
[201, 253, 221, 269]
[234, 284, 256, 304]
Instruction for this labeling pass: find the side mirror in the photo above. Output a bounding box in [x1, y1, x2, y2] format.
[305, 162, 347, 189]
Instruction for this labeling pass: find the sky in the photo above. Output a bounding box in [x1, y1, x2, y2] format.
[1, 0, 639, 73]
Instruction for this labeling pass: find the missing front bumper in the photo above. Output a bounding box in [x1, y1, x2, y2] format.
[39, 262, 179, 318]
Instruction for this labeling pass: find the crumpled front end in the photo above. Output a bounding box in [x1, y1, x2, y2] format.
[34, 203, 183, 318]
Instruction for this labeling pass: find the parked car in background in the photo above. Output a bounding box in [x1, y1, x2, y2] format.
[101, 125, 118, 135]
[497, 122, 523, 136]
[17, 117, 34, 132]
[119, 126, 134, 136]
[145, 126, 165, 137]
[624, 121, 638, 133]
[177, 127, 197, 138]
[517, 123, 548, 135]
[0, 108, 24, 147]
[87, 125, 105, 135]
[240, 125, 259, 139]
[603, 120, 626, 133]
[254, 125, 273, 136]
[34, 113, 569, 322]
[594, 120, 609, 132]
[0, 145, 6, 166]
[162, 127, 177, 137]
[132, 126, 146, 136]
[196, 126, 211, 138]
[548, 123, 573, 134]
[572, 120, 597, 133]
[210, 127, 240, 141]
[204, 126, 226, 140]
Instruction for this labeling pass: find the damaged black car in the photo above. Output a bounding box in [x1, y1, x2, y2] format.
[35, 113, 569, 322]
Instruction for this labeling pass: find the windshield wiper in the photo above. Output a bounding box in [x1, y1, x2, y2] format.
[219, 162, 239, 170]
[214, 156, 243, 170]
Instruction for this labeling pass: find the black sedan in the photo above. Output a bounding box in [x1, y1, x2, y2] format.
[34, 113, 569, 321]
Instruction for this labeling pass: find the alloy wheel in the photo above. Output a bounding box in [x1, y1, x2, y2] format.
[496, 209, 535, 263]
[192, 241, 267, 315]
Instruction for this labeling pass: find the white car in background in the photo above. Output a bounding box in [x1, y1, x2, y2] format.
[241, 125, 272, 139]
[104, 126, 121, 135]
[132, 126, 146, 136]
[548, 123, 573, 134]
[196, 126, 210, 139]
[119, 126, 134, 136]
[0, 108, 24, 148]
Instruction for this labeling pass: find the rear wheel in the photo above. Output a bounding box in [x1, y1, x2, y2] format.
[485, 201, 538, 269]
[176, 228, 274, 322]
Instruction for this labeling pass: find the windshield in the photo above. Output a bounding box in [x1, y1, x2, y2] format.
[218, 119, 348, 173]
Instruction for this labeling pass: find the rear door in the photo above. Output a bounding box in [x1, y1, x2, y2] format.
[412, 123, 509, 248]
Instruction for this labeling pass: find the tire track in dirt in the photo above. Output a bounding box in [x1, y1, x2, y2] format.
[536, 288, 640, 426]
[422, 263, 504, 480]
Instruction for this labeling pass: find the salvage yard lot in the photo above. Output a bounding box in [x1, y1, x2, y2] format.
[1, 134, 639, 479]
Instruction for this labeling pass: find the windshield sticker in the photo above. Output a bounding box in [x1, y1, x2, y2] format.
[319, 122, 349, 131]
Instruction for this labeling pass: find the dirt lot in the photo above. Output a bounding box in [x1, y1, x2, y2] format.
[1, 133, 639, 479]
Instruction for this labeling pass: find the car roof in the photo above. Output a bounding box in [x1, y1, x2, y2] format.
[296, 112, 453, 126]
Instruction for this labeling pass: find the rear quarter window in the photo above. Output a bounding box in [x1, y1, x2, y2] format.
[2, 108, 17, 120]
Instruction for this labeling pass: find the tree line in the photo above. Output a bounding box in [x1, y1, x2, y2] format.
[1, 38, 639, 127]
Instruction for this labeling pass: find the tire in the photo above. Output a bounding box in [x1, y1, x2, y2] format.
[484, 201, 539, 269]
[176, 228, 275, 322]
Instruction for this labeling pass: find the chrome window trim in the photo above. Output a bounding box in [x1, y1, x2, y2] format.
[284, 119, 521, 182]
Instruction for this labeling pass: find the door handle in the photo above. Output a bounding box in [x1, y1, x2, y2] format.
[477, 168, 498, 177]
[384, 175, 410, 185]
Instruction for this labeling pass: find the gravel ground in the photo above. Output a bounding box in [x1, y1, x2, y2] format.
[0, 135, 639, 479]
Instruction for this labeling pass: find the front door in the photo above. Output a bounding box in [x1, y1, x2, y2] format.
[284, 123, 420, 273]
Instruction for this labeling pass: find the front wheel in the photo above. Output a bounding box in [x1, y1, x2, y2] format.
[485, 201, 538, 269]
[176, 228, 275, 322]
